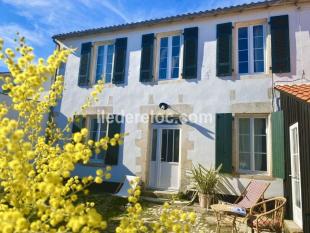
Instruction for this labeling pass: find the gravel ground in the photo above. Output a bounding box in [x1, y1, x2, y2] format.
[82, 194, 252, 232]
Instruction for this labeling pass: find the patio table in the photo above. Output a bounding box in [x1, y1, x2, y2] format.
[211, 203, 246, 233]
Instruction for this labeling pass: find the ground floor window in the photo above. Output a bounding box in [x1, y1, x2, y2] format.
[88, 116, 108, 162]
[238, 116, 267, 172]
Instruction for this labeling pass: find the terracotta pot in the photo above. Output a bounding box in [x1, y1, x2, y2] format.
[198, 193, 213, 209]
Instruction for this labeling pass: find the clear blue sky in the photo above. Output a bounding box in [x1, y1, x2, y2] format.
[0, 0, 256, 71]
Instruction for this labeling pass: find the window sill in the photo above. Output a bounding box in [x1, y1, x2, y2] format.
[234, 172, 275, 181]
[157, 78, 182, 84]
[82, 161, 105, 167]
[238, 73, 271, 80]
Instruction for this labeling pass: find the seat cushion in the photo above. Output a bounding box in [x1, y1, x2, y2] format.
[248, 217, 282, 230]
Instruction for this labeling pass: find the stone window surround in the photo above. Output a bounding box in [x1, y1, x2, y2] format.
[135, 104, 194, 191]
[232, 113, 273, 177]
[232, 18, 272, 79]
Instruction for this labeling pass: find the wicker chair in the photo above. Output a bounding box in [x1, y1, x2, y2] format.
[247, 197, 286, 233]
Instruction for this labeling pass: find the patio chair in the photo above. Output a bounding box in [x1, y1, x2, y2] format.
[211, 180, 270, 232]
[233, 180, 270, 210]
[114, 175, 138, 198]
[247, 197, 286, 233]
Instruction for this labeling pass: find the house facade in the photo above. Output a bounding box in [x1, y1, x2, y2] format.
[52, 0, 310, 200]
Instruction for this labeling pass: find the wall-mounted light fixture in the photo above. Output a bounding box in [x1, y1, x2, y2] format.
[159, 102, 170, 110]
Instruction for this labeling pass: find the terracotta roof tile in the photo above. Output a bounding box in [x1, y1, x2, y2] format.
[275, 84, 310, 103]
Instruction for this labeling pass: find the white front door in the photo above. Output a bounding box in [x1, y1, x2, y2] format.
[149, 126, 180, 190]
[289, 123, 303, 228]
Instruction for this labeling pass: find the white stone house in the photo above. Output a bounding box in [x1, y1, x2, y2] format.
[52, 0, 310, 199]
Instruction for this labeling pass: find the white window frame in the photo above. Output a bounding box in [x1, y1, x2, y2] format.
[86, 115, 109, 163]
[155, 31, 183, 81]
[235, 21, 268, 75]
[236, 115, 269, 174]
[91, 41, 115, 85]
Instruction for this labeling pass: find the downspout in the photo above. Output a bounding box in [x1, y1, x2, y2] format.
[47, 38, 61, 133]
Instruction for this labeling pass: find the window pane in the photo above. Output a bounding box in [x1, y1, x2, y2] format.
[172, 68, 179, 79]
[239, 118, 251, 170]
[254, 61, 264, 73]
[239, 118, 250, 134]
[172, 35, 180, 46]
[173, 130, 180, 162]
[238, 27, 249, 74]
[171, 35, 181, 79]
[98, 121, 107, 139]
[254, 118, 266, 135]
[255, 153, 267, 171]
[238, 38, 248, 50]
[105, 44, 114, 83]
[253, 25, 264, 73]
[255, 136, 266, 153]
[240, 153, 251, 170]
[161, 129, 167, 161]
[159, 37, 168, 80]
[239, 50, 248, 62]
[253, 25, 263, 37]
[90, 118, 98, 141]
[254, 49, 264, 61]
[151, 129, 157, 161]
[238, 27, 248, 39]
[240, 135, 251, 152]
[167, 130, 174, 162]
[239, 62, 248, 74]
[95, 46, 105, 82]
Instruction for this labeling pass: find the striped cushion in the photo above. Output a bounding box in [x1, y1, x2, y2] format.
[236, 181, 269, 209]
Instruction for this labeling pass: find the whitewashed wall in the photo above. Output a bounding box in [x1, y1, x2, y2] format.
[55, 3, 310, 197]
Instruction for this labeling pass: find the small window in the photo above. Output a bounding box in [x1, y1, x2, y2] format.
[88, 116, 108, 162]
[238, 117, 267, 172]
[237, 24, 265, 74]
[95, 44, 115, 84]
[157, 34, 182, 80]
[160, 129, 180, 163]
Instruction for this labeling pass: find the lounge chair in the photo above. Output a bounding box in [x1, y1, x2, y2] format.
[211, 180, 270, 232]
[114, 175, 138, 198]
[247, 197, 286, 233]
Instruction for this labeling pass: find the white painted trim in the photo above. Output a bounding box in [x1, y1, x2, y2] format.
[149, 124, 181, 190]
[155, 32, 184, 81]
[90, 42, 115, 85]
[235, 115, 270, 175]
[235, 21, 268, 76]
[289, 122, 303, 228]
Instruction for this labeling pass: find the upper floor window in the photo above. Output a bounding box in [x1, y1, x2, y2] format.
[238, 117, 267, 173]
[157, 34, 182, 80]
[94, 43, 115, 84]
[237, 24, 266, 74]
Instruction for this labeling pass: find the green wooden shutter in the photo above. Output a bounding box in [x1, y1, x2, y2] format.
[182, 27, 198, 79]
[113, 38, 127, 84]
[270, 15, 290, 73]
[271, 111, 285, 178]
[78, 42, 92, 86]
[140, 33, 155, 82]
[216, 23, 232, 77]
[72, 115, 86, 133]
[105, 115, 122, 165]
[216, 113, 233, 173]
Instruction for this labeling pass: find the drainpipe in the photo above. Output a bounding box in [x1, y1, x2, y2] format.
[47, 38, 61, 131]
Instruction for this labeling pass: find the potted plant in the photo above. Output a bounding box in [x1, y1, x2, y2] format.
[190, 164, 222, 209]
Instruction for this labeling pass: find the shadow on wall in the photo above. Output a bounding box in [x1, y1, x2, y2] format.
[185, 121, 215, 140]
[217, 175, 246, 197]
